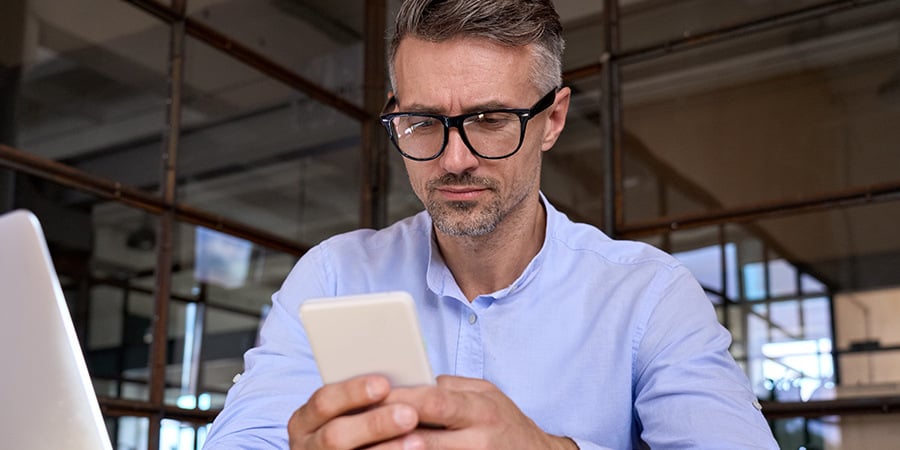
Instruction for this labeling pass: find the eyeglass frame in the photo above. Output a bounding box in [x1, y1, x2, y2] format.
[379, 88, 559, 161]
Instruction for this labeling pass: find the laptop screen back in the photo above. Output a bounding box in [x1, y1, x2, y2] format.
[0, 210, 113, 450]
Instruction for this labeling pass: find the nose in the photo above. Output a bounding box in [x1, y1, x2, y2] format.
[439, 128, 480, 175]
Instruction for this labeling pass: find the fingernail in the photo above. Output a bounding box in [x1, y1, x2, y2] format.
[394, 406, 417, 428]
[403, 434, 425, 450]
[366, 378, 387, 399]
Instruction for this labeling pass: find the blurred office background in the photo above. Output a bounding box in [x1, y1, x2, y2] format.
[1, 0, 900, 448]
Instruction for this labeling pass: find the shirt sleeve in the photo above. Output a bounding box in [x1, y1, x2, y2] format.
[632, 265, 778, 449]
[203, 246, 330, 449]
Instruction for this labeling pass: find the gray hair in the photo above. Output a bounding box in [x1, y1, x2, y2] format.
[388, 0, 565, 95]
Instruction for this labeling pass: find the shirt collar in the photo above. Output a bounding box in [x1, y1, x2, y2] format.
[424, 192, 555, 303]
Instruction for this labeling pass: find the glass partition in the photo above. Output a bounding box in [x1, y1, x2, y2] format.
[178, 37, 361, 244]
[16, 1, 168, 190]
[113, 416, 151, 450]
[621, 2, 900, 223]
[186, 0, 365, 108]
[620, 0, 831, 51]
[542, 73, 605, 228]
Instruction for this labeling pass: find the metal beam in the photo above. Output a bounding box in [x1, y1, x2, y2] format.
[360, 0, 388, 229]
[761, 395, 900, 419]
[0, 144, 309, 256]
[600, 0, 622, 237]
[147, 0, 186, 446]
[617, 180, 900, 238]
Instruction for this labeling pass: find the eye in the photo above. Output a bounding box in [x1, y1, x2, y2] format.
[467, 112, 517, 130]
[397, 116, 440, 137]
[410, 117, 438, 130]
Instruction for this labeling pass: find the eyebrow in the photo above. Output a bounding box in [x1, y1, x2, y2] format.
[399, 99, 518, 115]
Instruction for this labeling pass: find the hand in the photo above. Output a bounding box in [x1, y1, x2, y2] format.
[287, 375, 425, 449]
[385, 376, 577, 450]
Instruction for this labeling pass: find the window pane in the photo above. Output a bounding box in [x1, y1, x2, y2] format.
[164, 221, 292, 410]
[742, 262, 766, 301]
[728, 305, 746, 360]
[160, 419, 210, 450]
[541, 74, 605, 231]
[621, 2, 900, 222]
[177, 36, 361, 245]
[802, 297, 832, 341]
[728, 225, 766, 301]
[770, 416, 830, 450]
[674, 244, 723, 294]
[620, 0, 832, 51]
[201, 307, 261, 410]
[187, 0, 364, 107]
[768, 257, 798, 298]
[112, 416, 150, 450]
[770, 300, 801, 338]
[802, 273, 828, 295]
[835, 287, 900, 388]
[164, 301, 262, 410]
[168, 222, 296, 312]
[16, 1, 167, 191]
[751, 202, 900, 293]
[88, 287, 154, 402]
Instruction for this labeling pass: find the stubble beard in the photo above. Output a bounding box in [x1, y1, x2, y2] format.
[425, 173, 504, 237]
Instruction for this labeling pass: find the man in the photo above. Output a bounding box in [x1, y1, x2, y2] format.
[204, 1, 779, 449]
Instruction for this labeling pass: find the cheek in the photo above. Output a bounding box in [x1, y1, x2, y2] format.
[403, 162, 429, 198]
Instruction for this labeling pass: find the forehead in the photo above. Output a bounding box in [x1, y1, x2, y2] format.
[393, 36, 537, 110]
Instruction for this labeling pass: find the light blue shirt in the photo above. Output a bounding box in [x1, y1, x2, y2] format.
[204, 196, 777, 449]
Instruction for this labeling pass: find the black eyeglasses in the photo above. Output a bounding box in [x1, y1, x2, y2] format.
[380, 88, 558, 161]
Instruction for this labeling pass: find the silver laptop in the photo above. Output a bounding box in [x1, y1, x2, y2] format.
[0, 210, 113, 450]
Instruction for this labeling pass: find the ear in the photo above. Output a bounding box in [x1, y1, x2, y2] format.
[382, 91, 398, 114]
[541, 87, 571, 152]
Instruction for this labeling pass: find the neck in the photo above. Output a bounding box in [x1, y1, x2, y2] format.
[434, 194, 546, 302]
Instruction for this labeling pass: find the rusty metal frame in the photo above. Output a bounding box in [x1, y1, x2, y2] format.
[360, 0, 388, 229]
[761, 395, 900, 419]
[600, 0, 622, 237]
[617, 180, 900, 238]
[146, 0, 186, 445]
[0, 144, 308, 256]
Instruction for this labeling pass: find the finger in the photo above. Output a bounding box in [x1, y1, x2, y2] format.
[392, 386, 475, 430]
[435, 375, 495, 392]
[412, 426, 479, 449]
[289, 375, 390, 434]
[311, 404, 420, 450]
[359, 433, 425, 450]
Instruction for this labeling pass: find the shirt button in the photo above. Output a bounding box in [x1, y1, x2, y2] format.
[468, 313, 477, 324]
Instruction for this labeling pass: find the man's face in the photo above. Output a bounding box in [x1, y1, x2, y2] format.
[392, 36, 568, 237]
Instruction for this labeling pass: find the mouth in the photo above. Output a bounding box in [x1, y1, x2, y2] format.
[426, 173, 498, 202]
[434, 186, 488, 201]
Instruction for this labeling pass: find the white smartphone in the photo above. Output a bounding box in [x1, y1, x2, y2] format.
[299, 291, 435, 387]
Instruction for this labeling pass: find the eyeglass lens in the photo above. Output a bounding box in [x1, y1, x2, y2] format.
[390, 112, 522, 159]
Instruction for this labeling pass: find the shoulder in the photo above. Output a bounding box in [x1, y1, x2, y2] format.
[278, 210, 433, 299]
[316, 210, 431, 257]
[545, 205, 682, 274]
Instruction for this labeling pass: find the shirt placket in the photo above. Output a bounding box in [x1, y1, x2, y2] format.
[454, 299, 487, 378]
